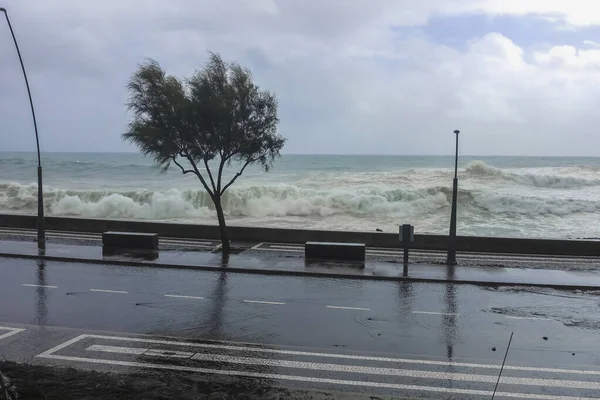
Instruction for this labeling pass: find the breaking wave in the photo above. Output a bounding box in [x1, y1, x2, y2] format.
[1, 177, 599, 222]
[465, 160, 600, 188]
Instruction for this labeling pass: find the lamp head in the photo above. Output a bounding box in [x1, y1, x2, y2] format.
[454, 130, 460, 134]
[0, 7, 7, 13]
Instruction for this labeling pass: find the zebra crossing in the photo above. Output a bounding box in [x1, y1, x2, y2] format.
[36, 332, 600, 399]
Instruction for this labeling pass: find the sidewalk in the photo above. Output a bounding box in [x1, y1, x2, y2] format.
[0, 239, 599, 290]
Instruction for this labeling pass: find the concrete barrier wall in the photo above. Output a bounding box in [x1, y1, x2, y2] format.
[1, 213, 599, 256]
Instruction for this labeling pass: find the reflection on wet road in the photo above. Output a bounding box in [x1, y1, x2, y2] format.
[2, 257, 600, 398]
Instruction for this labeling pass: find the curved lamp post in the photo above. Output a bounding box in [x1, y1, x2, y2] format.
[1, 7, 46, 250]
[446, 129, 459, 265]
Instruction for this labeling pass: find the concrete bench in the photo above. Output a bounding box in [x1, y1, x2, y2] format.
[102, 231, 159, 250]
[305, 241, 365, 261]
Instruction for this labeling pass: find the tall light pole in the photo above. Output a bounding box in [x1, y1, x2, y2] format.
[1, 7, 45, 250]
[446, 129, 459, 265]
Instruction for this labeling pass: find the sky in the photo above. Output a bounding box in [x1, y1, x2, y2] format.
[1, 0, 600, 156]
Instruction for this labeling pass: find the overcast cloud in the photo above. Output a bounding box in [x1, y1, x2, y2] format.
[1, 0, 599, 155]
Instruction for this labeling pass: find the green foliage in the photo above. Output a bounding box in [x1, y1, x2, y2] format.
[123, 52, 285, 198]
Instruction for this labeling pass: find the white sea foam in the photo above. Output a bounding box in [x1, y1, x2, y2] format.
[465, 160, 600, 188]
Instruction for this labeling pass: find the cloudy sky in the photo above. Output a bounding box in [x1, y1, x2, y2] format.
[1, 0, 599, 156]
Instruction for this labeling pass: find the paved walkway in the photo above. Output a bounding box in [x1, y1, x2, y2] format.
[0, 240, 599, 289]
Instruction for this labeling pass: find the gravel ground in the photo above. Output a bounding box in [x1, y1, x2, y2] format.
[0, 361, 394, 400]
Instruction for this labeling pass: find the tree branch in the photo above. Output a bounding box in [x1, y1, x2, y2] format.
[182, 151, 215, 198]
[220, 158, 254, 196]
[216, 154, 227, 193]
[171, 157, 194, 174]
[203, 157, 218, 194]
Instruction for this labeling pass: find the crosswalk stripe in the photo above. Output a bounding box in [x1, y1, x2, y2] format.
[87, 345, 195, 359]
[189, 353, 600, 390]
[84, 344, 600, 390]
[0, 326, 25, 341]
[78, 334, 600, 376]
[38, 353, 594, 400]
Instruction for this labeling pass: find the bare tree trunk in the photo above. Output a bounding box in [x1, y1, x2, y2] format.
[213, 196, 230, 254]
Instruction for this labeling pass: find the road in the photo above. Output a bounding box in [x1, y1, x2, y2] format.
[2, 257, 600, 398]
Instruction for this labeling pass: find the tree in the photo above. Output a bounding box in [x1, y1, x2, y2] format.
[123, 52, 285, 254]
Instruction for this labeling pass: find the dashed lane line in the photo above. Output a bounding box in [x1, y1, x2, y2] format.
[164, 294, 205, 300]
[10, 283, 564, 324]
[22, 284, 58, 289]
[326, 305, 370, 311]
[412, 311, 460, 316]
[243, 300, 286, 305]
[505, 316, 554, 321]
[89, 289, 129, 294]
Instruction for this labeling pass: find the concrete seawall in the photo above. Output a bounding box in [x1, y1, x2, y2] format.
[1, 213, 599, 256]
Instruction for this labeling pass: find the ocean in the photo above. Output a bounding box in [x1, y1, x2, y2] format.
[0, 152, 599, 239]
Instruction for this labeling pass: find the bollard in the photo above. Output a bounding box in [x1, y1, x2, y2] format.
[399, 224, 415, 274]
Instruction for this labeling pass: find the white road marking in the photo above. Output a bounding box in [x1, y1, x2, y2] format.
[89, 289, 128, 294]
[164, 294, 205, 300]
[85, 344, 600, 390]
[269, 244, 303, 250]
[22, 284, 58, 289]
[36, 334, 88, 357]
[505, 316, 554, 321]
[87, 345, 194, 359]
[250, 242, 265, 250]
[243, 300, 286, 305]
[36, 352, 595, 400]
[87, 344, 146, 355]
[367, 249, 403, 255]
[412, 311, 461, 316]
[144, 349, 195, 359]
[0, 229, 215, 246]
[162, 241, 214, 246]
[0, 326, 25, 340]
[39, 334, 600, 376]
[249, 241, 600, 262]
[187, 353, 600, 389]
[327, 305, 370, 311]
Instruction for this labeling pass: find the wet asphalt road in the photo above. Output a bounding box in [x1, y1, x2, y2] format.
[2, 257, 600, 398]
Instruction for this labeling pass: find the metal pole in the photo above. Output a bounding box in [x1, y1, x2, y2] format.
[446, 129, 459, 265]
[1, 7, 45, 250]
[491, 332, 514, 399]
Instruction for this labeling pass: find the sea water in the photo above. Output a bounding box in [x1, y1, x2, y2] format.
[1, 152, 599, 239]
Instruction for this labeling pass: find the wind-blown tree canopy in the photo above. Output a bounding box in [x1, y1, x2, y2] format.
[123, 52, 285, 253]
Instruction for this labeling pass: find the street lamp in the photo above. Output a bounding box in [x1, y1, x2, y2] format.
[1, 7, 46, 250]
[446, 129, 460, 265]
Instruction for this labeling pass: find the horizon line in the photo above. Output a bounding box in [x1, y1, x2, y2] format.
[0, 151, 599, 158]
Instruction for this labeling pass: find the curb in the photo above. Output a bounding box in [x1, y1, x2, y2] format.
[1, 251, 599, 291]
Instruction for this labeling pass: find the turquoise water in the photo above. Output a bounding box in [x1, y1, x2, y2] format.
[1, 152, 599, 238]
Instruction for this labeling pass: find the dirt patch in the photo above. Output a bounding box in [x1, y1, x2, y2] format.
[0, 361, 389, 400]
